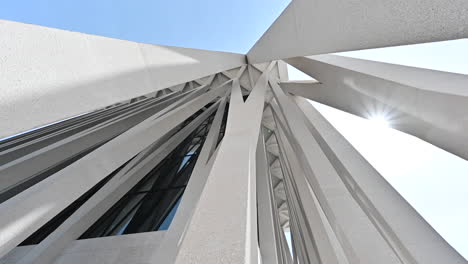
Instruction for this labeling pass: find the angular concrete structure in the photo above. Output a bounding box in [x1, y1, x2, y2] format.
[0, 1, 467, 263]
[247, 0, 468, 63]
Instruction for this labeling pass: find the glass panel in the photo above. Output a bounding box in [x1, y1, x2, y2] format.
[80, 105, 227, 239]
[158, 197, 182, 231]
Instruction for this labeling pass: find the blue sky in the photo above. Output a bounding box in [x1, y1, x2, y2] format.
[0, 0, 289, 53]
[2, 0, 467, 259]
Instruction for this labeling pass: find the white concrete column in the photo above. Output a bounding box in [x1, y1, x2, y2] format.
[269, 79, 403, 263]
[293, 96, 467, 263]
[148, 96, 228, 264]
[256, 131, 282, 264]
[271, 103, 348, 264]
[16, 101, 220, 264]
[247, 0, 468, 62]
[173, 63, 275, 264]
[0, 86, 227, 258]
[283, 55, 468, 161]
[0, 19, 246, 139]
[0, 90, 191, 198]
[274, 142, 312, 264]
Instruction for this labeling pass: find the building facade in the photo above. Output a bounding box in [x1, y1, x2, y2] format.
[0, 0, 468, 263]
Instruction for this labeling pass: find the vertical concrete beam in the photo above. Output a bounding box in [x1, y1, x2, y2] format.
[269, 80, 403, 263]
[256, 132, 282, 264]
[148, 96, 228, 264]
[293, 96, 467, 263]
[271, 106, 347, 264]
[173, 63, 275, 264]
[273, 130, 316, 264]
[283, 55, 468, 160]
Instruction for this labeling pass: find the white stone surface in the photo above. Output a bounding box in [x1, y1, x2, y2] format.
[0, 232, 165, 264]
[173, 64, 274, 264]
[16, 103, 219, 264]
[0, 3, 466, 262]
[294, 96, 467, 263]
[149, 96, 228, 264]
[0, 87, 226, 258]
[0, 19, 245, 139]
[247, 0, 468, 63]
[283, 55, 468, 160]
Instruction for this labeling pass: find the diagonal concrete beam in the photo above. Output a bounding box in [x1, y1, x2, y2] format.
[292, 96, 467, 263]
[173, 62, 275, 264]
[283, 55, 468, 160]
[16, 101, 220, 264]
[148, 96, 228, 264]
[0, 19, 246, 139]
[0, 86, 227, 258]
[247, 0, 468, 63]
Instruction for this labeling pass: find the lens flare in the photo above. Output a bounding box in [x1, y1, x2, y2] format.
[368, 115, 389, 127]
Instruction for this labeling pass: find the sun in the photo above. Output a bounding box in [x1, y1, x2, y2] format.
[368, 115, 390, 128]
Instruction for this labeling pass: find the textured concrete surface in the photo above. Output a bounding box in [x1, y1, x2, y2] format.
[15, 104, 218, 264]
[0, 88, 225, 258]
[174, 64, 274, 264]
[293, 96, 467, 263]
[149, 97, 227, 264]
[0, 4, 466, 263]
[0, 232, 165, 264]
[0, 19, 245, 139]
[283, 55, 468, 160]
[248, 0, 468, 63]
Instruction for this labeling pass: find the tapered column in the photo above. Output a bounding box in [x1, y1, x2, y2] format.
[173, 63, 274, 264]
[266, 77, 467, 262]
[270, 79, 404, 263]
[16, 101, 220, 264]
[0, 86, 226, 258]
[0, 19, 245, 139]
[0, 90, 186, 199]
[293, 96, 467, 263]
[148, 96, 228, 264]
[247, 0, 468, 62]
[271, 103, 347, 264]
[283, 55, 468, 160]
[256, 131, 284, 264]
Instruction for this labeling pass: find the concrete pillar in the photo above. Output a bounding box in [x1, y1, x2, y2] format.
[16, 101, 220, 264]
[270, 80, 402, 263]
[0, 87, 226, 258]
[148, 96, 228, 264]
[173, 63, 274, 264]
[0, 19, 246, 139]
[293, 96, 467, 263]
[256, 132, 283, 264]
[247, 0, 468, 62]
[271, 103, 347, 264]
[283, 55, 468, 161]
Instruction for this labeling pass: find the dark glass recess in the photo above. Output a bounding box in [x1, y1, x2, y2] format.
[16, 100, 228, 245]
[0, 137, 116, 204]
[17, 102, 223, 245]
[0, 88, 180, 204]
[216, 103, 229, 148]
[19, 159, 133, 246]
[80, 111, 217, 238]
